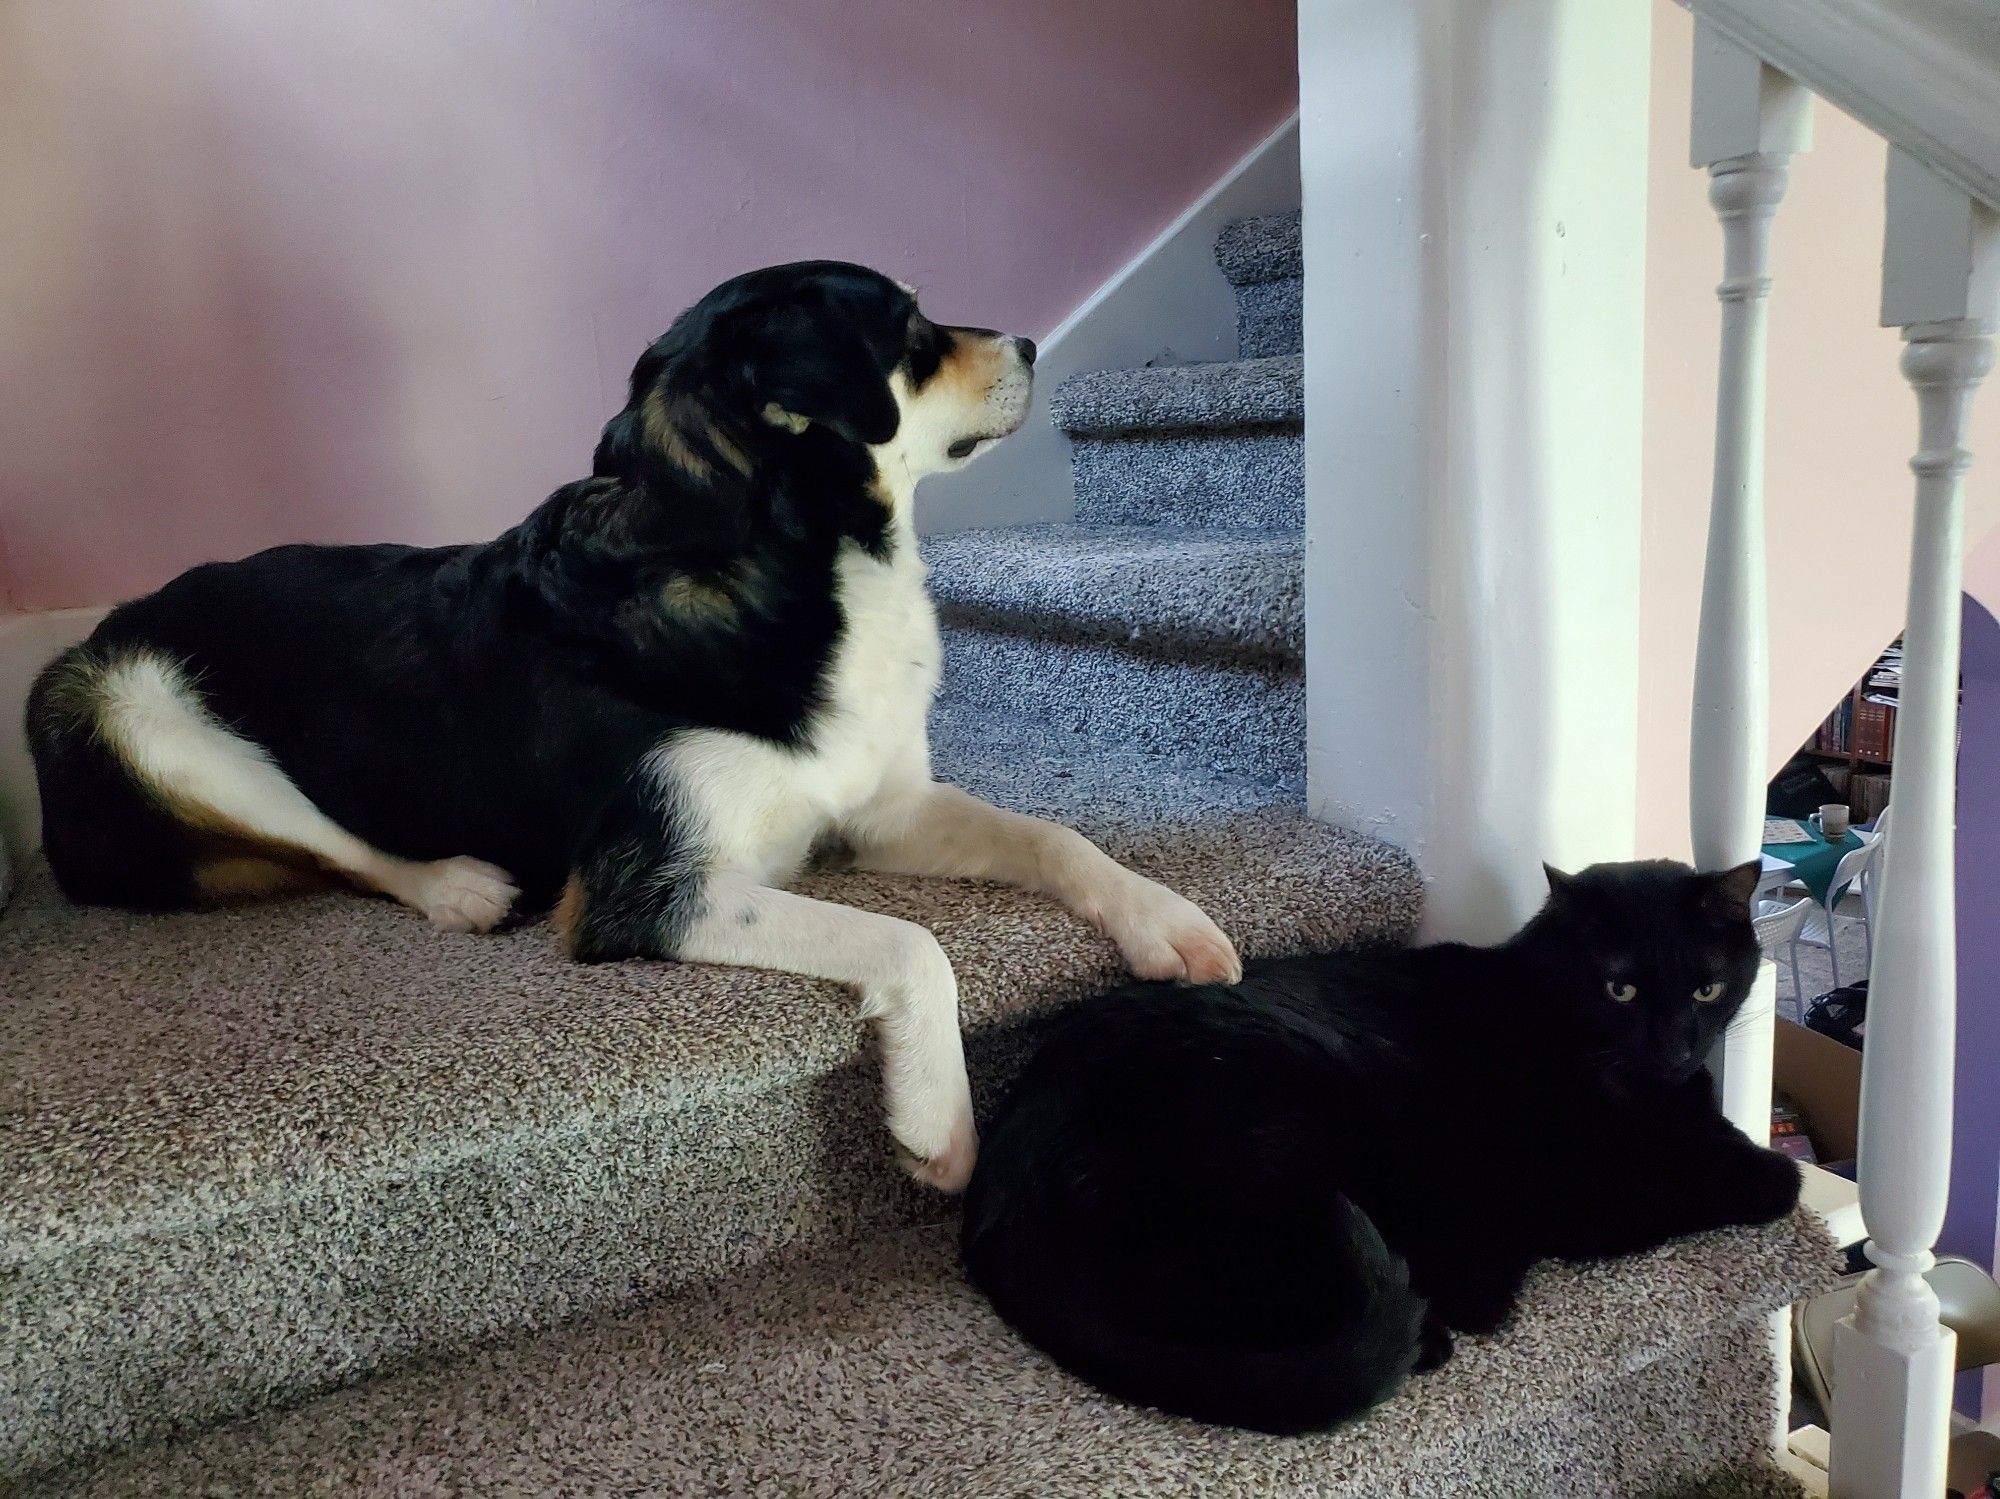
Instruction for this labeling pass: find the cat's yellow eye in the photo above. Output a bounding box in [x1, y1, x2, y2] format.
[1604, 980, 1637, 1003]
[1693, 982, 1726, 1003]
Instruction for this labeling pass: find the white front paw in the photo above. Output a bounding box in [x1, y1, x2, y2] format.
[1099, 875, 1242, 986]
[867, 930, 978, 1193]
[404, 856, 520, 933]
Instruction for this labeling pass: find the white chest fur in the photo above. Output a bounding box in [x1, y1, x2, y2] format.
[653, 527, 941, 886]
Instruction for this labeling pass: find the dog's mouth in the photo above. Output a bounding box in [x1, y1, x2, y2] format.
[945, 407, 1031, 462]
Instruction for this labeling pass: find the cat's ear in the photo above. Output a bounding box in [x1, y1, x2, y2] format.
[1699, 860, 1762, 921]
[1543, 863, 1580, 901]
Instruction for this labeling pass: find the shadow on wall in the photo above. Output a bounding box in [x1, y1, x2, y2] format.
[0, 0, 1297, 612]
[1950, 597, 2000, 1273]
[1430, 0, 1559, 941]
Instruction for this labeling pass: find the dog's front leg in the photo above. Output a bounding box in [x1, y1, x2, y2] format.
[557, 777, 976, 1193]
[845, 779, 1241, 985]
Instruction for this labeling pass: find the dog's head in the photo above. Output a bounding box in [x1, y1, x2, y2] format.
[593, 261, 1035, 530]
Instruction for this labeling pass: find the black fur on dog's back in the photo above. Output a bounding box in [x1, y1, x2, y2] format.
[25, 262, 939, 915]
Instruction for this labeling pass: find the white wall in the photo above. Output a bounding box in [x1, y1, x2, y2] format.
[1302, 0, 1651, 943]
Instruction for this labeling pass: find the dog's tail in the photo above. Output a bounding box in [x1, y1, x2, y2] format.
[962, 1185, 1426, 1436]
[26, 641, 199, 911]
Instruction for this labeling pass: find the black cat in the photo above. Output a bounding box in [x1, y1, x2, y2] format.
[961, 859, 1803, 1435]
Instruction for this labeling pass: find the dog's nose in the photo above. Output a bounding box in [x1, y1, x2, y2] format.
[1013, 336, 1037, 367]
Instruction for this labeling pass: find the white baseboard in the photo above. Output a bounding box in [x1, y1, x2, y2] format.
[0, 606, 106, 859]
[916, 112, 1301, 534]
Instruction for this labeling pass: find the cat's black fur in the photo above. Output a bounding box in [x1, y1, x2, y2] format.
[961, 859, 1803, 1435]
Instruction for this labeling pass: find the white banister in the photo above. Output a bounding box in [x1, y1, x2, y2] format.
[1829, 149, 1997, 1499]
[1687, 20, 1811, 1138]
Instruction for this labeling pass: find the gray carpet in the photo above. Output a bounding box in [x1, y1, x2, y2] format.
[1234, 277, 1305, 359]
[1214, 210, 1302, 287]
[941, 628, 1304, 790]
[1050, 353, 1302, 436]
[1071, 425, 1303, 531]
[924, 523, 1301, 666]
[934, 235, 1307, 789]
[28, 1212, 1840, 1499]
[1215, 210, 1303, 359]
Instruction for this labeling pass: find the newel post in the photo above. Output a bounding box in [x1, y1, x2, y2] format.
[1829, 148, 1998, 1499]
[1687, 21, 1811, 1136]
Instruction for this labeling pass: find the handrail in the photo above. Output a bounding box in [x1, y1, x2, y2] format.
[1685, 16, 1999, 1497]
[1691, 0, 2000, 213]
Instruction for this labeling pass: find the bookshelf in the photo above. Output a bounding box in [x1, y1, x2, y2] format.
[1796, 639, 1958, 823]
[1802, 644, 1904, 822]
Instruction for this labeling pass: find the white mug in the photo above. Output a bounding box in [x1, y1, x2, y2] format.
[1811, 803, 1852, 840]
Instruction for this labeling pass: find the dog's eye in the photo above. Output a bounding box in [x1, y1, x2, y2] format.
[1693, 981, 1725, 1003]
[1604, 980, 1637, 1003]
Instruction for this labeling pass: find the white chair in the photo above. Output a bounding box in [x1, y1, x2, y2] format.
[1855, 802, 1891, 936]
[1796, 836, 1885, 990]
[1754, 895, 1816, 1021]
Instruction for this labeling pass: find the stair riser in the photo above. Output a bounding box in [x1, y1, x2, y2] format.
[1069, 428, 1302, 531]
[3, 1046, 1056, 1479]
[942, 627, 1303, 790]
[1235, 276, 1303, 359]
[1430, 1318, 1798, 1499]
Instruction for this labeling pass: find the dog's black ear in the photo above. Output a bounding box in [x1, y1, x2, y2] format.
[739, 307, 900, 448]
[592, 405, 654, 487]
[593, 345, 675, 491]
[587, 344, 758, 558]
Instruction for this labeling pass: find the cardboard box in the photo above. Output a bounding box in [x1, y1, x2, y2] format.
[1773, 1018, 1861, 1164]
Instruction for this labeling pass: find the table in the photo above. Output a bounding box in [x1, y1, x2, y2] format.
[1761, 819, 1867, 905]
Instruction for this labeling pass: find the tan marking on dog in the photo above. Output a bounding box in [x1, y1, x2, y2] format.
[929, 329, 1009, 403]
[552, 872, 588, 954]
[643, 392, 752, 481]
[192, 855, 325, 901]
[760, 402, 811, 435]
[659, 572, 742, 625]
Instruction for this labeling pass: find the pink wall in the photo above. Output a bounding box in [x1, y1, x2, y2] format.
[1640, 1, 2000, 857]
[0, 0, 1297, 613]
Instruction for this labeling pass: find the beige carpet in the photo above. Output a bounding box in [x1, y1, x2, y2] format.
[27, 1210, 1840, 1499]
[0, 708, 1424, 1478]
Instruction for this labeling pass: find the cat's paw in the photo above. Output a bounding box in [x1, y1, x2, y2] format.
[1096, 874, 1242, 985]
[1433, 1279, 1520, 1336]
[1732, 1150, 1804, 1224]
[1414, 1315, 1455, 1374]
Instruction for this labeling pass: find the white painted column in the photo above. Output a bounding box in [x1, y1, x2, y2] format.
[1686, 23, 1810, 1138]
[1830, 149, 1998, 1499]
[1299, 0, 1650, 944]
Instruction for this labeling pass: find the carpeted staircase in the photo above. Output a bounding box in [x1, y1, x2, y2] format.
[2, 210, 1838, 1496]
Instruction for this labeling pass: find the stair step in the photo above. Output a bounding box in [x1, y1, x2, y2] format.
[1053, 358, 1304, 532]
[1234, 278, 1303, 360]
[1051, 355, 1303, 437]
[1071, 427, 1302, 531]
[1217, 211, 1304, 358]
[0, 713, 1418, 1480]
[924, 524, 1302, 668]
[33, 1213, 1840, 1497]
[1215, 210, 1302, 287]
[941, 628, 1303, 791]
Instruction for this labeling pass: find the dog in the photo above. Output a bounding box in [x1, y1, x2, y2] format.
[26, 260, 1241, 1190]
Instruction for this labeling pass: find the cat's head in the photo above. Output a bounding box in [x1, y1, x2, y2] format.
[1523, 858, 1763, 1088]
